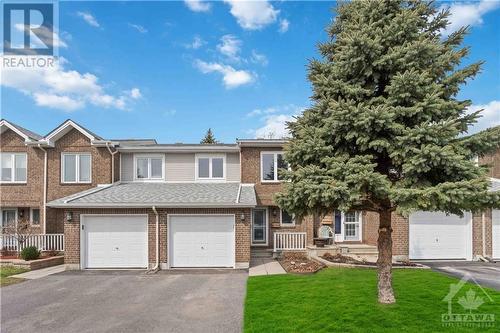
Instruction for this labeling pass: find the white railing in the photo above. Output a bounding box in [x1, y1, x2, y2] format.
[274, 232, 307, 251]
[0, 234, 64, 252]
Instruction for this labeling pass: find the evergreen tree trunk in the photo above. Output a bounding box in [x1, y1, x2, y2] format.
[377, 209, 395, 304]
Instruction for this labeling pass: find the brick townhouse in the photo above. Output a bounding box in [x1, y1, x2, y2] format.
[1, 119, 499, 269]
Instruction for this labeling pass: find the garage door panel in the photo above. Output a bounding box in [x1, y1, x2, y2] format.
[83, 216, 148, 269]
[170, 215, 234, 268]
[410, 212, 471, 260]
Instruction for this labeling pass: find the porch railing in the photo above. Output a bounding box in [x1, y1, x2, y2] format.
[274, 232, 306, 252]
[0, 234, 64, 252]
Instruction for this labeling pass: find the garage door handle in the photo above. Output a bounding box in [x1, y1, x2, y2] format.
[201, 246, 205, 250]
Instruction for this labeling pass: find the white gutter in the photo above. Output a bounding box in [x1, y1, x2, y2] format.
[235, 184, 242, 203]
[37, 144, 48, 234]
[151, 206, 160, 271]
[105, 142, 119, 183]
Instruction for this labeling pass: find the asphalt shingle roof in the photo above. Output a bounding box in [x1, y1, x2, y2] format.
[47, 182, 257, 208]
[1, 119, 43, 140]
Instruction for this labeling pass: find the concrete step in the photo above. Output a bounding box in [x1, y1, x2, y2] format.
[251, 248, 274, 258]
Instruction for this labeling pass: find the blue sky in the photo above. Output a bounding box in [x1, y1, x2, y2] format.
[1, 0, 499, 143]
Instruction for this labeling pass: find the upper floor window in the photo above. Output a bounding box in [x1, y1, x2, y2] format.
[261, 152, 287, 182]
[135, 155, 164, 180]
[62, 153, 91, 183]
[196, 154, 225, 180]
[1, 153, 27, 183]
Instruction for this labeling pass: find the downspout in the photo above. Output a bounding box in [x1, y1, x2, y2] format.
[37, 144, 47, 234]
[105, 142, 118, 183]
[150, 206, 160, 272]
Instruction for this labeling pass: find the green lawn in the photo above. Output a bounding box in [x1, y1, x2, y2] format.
[244, 268, 500, 333]
[0, 266, 28, 287]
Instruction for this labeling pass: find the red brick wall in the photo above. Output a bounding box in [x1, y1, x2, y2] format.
[46, 129, 114, 202]
[480, 149, 500, 179]
[0, 129, 45, 232]
[61, 208, 251, 268]
[472, 209, 493, 257]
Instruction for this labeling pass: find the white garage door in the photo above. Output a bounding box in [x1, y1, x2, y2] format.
[493, 210, 500, 259]
[169, 215, 235, 268]
[409, 211, 472, 260]
[82, 215, 148, 269]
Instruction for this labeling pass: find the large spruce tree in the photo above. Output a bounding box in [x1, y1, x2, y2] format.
[200, 128, 219, 144]
[276, 0, 500, 304]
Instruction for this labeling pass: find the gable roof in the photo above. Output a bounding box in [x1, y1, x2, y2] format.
[42, 119, 103, 144]
[0, 119, 43, 141]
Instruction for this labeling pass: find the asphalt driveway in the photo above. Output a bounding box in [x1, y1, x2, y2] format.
[1, 270, 247, 333]
[421, 261, 500, 291]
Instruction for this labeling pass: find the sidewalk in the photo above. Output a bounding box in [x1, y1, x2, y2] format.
[249, 258, 286, 277]
[12, 264, 66, 280]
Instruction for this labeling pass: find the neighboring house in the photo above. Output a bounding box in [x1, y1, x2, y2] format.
[1, 118, 498, 270]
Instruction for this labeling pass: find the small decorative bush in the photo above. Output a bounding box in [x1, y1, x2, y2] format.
[20, 246, 40, 261]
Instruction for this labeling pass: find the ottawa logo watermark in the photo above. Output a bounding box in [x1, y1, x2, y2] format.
[2, 1, 58, 69]
[442, 273, 495, 328]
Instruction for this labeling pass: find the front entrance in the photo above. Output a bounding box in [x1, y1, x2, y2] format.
[252, 208, 268, 245]
[334, 211, 362, 242]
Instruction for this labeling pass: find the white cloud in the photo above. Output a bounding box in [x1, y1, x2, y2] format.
[129, 88, 142, 99]
[224, 0, 279, 30]
[248, 104, 304, 138]
[1, 57, 140, 112]
[128, 23, 148, 34]
[194, 59, 254, 89]
[441, 1, 500, 36]
[278, 19, 290, 33]
[250, 50, 268, 66]
[184, 0, 212, 12]
[77, 11, 100, 28]
[217, 35, 242, 62]
[467, 100, 500, 134]
[184, 35, 206, 49]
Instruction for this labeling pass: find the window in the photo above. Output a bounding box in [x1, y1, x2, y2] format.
[0, 153, 27, 183]
[261, 152, 287, 182]
[280, 209, 295, 226]
[62, 153, 91, 183]
[1, 209, 17, 227]
[134, 155, 164, 180]
[196, 155, 225, 180]
[31, 208, 40, 225]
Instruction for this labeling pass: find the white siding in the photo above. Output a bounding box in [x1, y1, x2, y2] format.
[121, 153, 134, 181]
[226, 153, 240, 182]
[165, 153, 195, 181]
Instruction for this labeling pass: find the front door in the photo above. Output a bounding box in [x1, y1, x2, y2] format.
[252, 209, 267, 245]
[334, 211, 361, 242]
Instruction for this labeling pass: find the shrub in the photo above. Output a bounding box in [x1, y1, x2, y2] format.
[20, 246, 40, 261]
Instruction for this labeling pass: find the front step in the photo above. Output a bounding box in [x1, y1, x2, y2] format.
[251, 248, 274, 259]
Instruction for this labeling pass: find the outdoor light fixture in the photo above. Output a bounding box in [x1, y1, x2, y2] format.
[66, 212, 73, 221]
[273, 208, 278, 217]
[19, 210, 24, 218]
[240, 213, 245, 221]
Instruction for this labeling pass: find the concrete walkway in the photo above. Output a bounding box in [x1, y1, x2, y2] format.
[249, 258, 286, 276]
[12, 264, 66, 280]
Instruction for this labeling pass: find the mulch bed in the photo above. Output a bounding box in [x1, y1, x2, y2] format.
[321, 253, 417, 267]
[279, 252, 325, 274]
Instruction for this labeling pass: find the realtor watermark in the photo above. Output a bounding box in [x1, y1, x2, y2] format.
[442, 273, 495, 328]
[2, 0, 58, 68]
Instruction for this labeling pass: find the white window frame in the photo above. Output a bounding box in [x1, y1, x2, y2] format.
[1, 208, 18, 228]
[195, 154, 226, 181]
[61, 153, 92, 184]
[0, 153, 27, 184]
[280, 209, 295, 227]
[133, 154, 165, 181]
[260, 151, 286, 183]
[30, 208, 41, 225]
